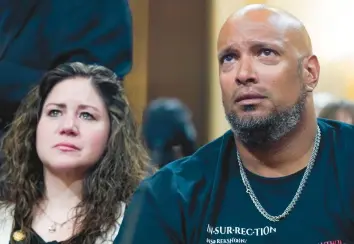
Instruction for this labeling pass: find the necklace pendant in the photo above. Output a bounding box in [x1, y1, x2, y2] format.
[12, 230, 26, 241]
[48, 224, 56, 233]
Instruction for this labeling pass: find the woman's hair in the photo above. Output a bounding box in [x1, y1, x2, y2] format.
[142, 98, 197, 168]
[0, 62, 150, 243]
[318, 100, 354, 123]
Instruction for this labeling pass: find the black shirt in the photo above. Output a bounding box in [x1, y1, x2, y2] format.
[115, 119, 354, 244]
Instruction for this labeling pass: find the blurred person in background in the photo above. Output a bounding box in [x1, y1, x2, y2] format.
[313, 92, 338, 116]
[0, 63, 149, 244]
[0, 0, 132, 134]
[319, 100, 354, 124]
[142, 98, 197, 169]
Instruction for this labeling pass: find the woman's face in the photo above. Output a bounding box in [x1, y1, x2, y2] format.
[36, 77, 110, 172]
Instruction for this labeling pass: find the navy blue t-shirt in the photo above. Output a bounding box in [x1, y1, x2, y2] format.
[115, 119, 354, 244]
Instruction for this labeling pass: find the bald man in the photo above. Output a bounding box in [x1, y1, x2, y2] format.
[114, 5, 354, 244]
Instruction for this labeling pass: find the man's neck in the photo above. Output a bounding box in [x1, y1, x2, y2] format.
[235, 116, 318, 178]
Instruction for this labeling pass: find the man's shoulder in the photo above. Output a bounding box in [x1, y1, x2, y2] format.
[318, 118, 354, 170]
[144, 130, 233, 191]
[318, 118, 354, 140]
[162, 130, 231, 173]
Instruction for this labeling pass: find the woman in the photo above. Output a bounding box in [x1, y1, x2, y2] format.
[0, 62, 149, 243]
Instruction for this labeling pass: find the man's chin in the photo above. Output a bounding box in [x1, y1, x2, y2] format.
[226, 111, 274, 132]
[234, 115, 271, 125]
[236, 109, 271, 120]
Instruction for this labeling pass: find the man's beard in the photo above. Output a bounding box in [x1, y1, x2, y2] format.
[225, 87, 307, 148]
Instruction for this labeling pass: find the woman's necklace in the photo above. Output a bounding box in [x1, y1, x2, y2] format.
[38, 206, 72, 233]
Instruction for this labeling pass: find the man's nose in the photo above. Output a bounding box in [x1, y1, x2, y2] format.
[235, 56, 257, 85]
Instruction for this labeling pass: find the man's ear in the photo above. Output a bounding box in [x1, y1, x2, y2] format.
[302, 55, 320, 92]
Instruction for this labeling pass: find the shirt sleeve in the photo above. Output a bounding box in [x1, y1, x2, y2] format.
[0, 0, 133, 102]
[114, 172, 184, 244]
[49, 0, 133, 78]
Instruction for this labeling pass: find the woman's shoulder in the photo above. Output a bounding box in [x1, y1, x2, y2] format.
[118, 202, 126, 223]
[0, 202, 14, 243]
[111, 202, 126, 238]
[94, 202, 126, 244]
[0, 202, 14, 216]
[0, 202, 15, 225]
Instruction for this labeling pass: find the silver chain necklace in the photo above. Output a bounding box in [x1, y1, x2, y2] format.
[47, 218, 71, 233]
[237, 125, 321, 222]
[39, 206, 72, 233]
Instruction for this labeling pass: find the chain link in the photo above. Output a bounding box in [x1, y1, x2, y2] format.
[237, 125, 321, 222]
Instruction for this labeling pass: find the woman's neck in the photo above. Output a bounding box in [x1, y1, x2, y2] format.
[41, 168, 83, 210]
[32, 169, 85, 242]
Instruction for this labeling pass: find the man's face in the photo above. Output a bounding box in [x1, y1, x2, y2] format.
[217, 13, 311, 145]
[218, 16, 304, 124]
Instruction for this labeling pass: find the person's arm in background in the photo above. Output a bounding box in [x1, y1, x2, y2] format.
[0, 0, 132, 103]
[49, 0, 133, 79]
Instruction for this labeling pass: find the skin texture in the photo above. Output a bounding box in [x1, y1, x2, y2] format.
[36, 77, 110, 175]
[218, 4, 321, 177]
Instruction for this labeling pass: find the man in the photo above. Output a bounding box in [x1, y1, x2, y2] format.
[0, 0, 132, 131]
[115, 4, 354, 244]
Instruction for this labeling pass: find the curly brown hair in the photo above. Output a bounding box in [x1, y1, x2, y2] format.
[0, 62, 150, 243]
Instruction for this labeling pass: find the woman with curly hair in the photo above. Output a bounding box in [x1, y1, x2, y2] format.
[0, 62, 149, 244]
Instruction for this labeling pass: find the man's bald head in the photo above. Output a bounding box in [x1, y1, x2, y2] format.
[217, 4, 320, 147]
[218, 4, 312, 57]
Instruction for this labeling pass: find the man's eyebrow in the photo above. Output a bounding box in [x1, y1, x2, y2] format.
[218, 46, 237, 60]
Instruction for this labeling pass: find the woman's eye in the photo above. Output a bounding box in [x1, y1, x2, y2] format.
[80, 112, 95, 121]
[48, 109, 61, 117]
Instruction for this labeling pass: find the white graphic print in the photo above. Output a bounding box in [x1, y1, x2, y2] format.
[206, 224, 276, 243]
